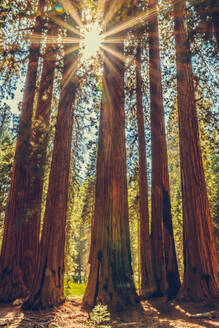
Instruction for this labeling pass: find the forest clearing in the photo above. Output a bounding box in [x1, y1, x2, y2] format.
[0, 0, 218, 327]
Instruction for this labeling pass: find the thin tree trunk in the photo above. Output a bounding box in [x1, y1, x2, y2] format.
[20, 20, 58, 289]
[0, 0, 45, 302]
[173, 0, 219, 301]
[208, 0, 219, 48]
[149, 0, 180, 299]
[83, 40, 138, 311]
[22, 32, 77, 310]
[138, 214, 141, 294]
[136, 44, 156, 299]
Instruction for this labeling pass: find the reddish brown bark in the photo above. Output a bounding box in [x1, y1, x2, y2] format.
[149, 0, 180, 299]
[136, 44, 156, 299]
[0, 0, 45, 302]
[173, 0, 219, 301]
[20, 21, 58, 289]
[22, 35, 77, 309]
[83, 40, 138, 311]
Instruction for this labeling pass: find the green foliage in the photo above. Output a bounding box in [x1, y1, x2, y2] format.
[64, 280, 86, 298]
[128, 165, 140, 286]
[0, 141, 15, 244]
[64, 174, 93, 283]
[196, 95, 219, 255]
[85, 304, 112, 328]
[0, 104, 16, 247]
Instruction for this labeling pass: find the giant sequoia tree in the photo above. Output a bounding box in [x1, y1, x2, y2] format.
[20, 20, 58, 290]
[148, 0, 180, 299]
[135, 42, 155, 299]
[0, 0, 45, 302]
[173, 0, 219, 301]
[23, 21, 78, 309]
[83, 33, 138, 309]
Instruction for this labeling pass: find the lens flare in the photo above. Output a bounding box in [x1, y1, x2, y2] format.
[55, 4, 64, 14]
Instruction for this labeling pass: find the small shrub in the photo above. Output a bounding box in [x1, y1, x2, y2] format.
[84, 303, 112, 328]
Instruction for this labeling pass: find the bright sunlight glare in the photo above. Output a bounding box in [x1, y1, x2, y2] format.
[80, 22, 103, 61]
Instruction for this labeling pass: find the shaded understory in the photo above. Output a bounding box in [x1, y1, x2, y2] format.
[0, 298, 218, 328]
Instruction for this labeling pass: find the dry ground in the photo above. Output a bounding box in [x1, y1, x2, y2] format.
[0, 298, 218, 328]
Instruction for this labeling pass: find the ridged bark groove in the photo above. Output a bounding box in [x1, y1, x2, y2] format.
[136, 44, 156, 298]
[0, 0, 45, 302]
[173, 0, 219, 301]
[20, 20, 58, 289]
[83, 40, 138, 311]
[149, 0, 180, 299]
[23, 29, 77, 310]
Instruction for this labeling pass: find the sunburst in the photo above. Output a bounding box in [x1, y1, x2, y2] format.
[80, 22, 103, 62]
[25, 0, 176, 88]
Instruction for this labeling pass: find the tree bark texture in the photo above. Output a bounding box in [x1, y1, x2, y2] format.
[173, 0, 219, 301]
[149, 0, 180, 299]
[83, 41, 138, 311]
[22, 35, 77, 310]
[20, 20, 58, 289]
[0, 0, 45, 302]
[136, 45, 156, 298]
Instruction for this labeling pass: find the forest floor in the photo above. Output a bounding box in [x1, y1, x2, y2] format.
[0, 296, 218, 328]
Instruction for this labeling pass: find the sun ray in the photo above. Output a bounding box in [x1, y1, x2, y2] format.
[24, 34, 80, 45]
[49, 14, 81, 37]
[61, 37, 80, 44]
[101, 44, 126, 63]
[102, 0, 180, 39]
[61, 58, 79, 92]
[102, 75, 114, 116]
[61, 0, 83, 27]
[24, 33, 45, 44]
[103, 37, 124, 44]
[104, 0, 127, 26]
[64, 45, 80, 57]
[102, 13, 147, 38]
[103, 52, 122, 82]
[97, 0, 106, 18]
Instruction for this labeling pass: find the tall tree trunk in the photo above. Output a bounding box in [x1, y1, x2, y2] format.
[210, 0, 219, 48]
[20, 20, 58, 289]
[148, 0, 180, 299]
[207, 0, 219, 48]
[83, 40, 138, 311]
[173, 0, 219, 301]
[136, 44, 156, 299]
[22, 34, 77, 309]
[0, 0, 45, 302]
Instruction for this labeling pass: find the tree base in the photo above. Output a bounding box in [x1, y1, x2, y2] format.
[83, 269, 139, 313]
[177, 280, 219, 303]
[139, 285, 157, 300]
[22, 294, 66, 311]
[0, 268, 27, 303]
